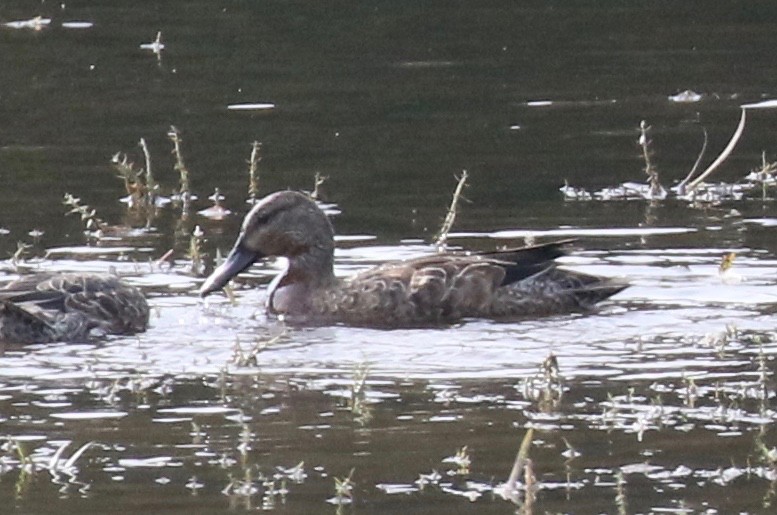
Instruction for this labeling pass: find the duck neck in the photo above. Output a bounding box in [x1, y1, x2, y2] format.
[285, 244, 336, 289]
[267, 243, 336, 315]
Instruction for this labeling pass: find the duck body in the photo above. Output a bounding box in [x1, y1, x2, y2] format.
[0, 273, 149, 344]
[200, 191, 627, 328]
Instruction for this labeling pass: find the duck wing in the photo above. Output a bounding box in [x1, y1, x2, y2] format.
[346, 252, 511, 321]
[335, 240, 622, 325]
[476, 239, 575, 286]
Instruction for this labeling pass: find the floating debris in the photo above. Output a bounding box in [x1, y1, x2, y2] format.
[668, 90, 703, 103]
[4, 16, 51, 30]
[560, 180, 592, 201]
[61, 21, 94, 29]
[27, 229, 44, 244]
[139, 31, 164, 60]
[594, 182, 668, 201]
[740, 99, 777, 110]
[227, 103, 275, 111]
[198, 189, 232, 220]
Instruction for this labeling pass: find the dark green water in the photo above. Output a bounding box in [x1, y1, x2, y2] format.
[2, 1, 777, 513]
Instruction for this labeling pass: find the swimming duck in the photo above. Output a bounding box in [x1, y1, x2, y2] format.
[200, 191, 627, 327]
[0, 273, 149, 344]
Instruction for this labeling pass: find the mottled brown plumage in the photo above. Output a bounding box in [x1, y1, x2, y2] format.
[200, 191, 627, 327]
[0, 273, 149, 344]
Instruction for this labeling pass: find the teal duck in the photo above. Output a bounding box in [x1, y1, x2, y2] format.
[0, 273, 149, 344]
[200, 191, 627, 328]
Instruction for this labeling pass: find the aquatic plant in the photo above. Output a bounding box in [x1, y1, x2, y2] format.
[638, 120, 667, 199]
[111, 151, 148, 208]
[349, 363, 373, 426]
[230, 332, 286, 367]
[10, 241, 33, 270]
[498, 428, 534, 506]
[563, 102, 777, 204]
[188, 225, 205, 276]
[328, 468, 355, 507]
[442, 445, 471, 475]
[615, 470, 628, 515]
[310, 172, 328, 201]
[745, 151, 777, 200]
[247, 141, 262, 204]
[435, 169, 469, 250]
[519, 352, 564, 409]
[168, 125, 193, 214]
[63, 193, 107, 235]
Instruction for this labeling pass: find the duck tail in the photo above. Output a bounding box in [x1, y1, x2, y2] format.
[572, 278, 629, 308]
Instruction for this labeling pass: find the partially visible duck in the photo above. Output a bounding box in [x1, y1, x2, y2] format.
[0, 273, 149, 344]
[200, 191, 627, 328]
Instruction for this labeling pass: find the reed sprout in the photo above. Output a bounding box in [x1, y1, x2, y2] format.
[168, 125, 192, 215]
[331, 468, 355, 506]
[188, 225, 205, 276]
[247, 141, 262, 203]
[111, 151, 147, 206]
[311, 172, 327, 201]
[638, 120, 666, 199]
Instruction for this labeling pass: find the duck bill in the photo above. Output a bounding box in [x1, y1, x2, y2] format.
[199, 243, 262, 297]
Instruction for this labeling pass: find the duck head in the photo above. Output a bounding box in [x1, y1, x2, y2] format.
[199, 190, 336, 297]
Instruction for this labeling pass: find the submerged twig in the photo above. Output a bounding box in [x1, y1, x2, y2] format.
[435, 170, 469, 250]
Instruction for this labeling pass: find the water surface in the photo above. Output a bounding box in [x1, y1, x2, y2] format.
[2, 1, 777, 513]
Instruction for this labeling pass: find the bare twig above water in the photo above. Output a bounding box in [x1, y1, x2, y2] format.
[311, 172, 328, 201]
[435, 169, 469, 250]
[500, 428, 534, 505]
[676, 126, 709, 195]
[685, 108, 748, 193]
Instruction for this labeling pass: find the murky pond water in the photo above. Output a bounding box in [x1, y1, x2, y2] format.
[2, 1, 777, 513]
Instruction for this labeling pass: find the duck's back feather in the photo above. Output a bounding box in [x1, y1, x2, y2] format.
[297, 240, 625, 327]
[0, 273, 149, 344]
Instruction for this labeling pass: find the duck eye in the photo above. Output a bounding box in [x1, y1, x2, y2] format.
[251, 209, 275, 226]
